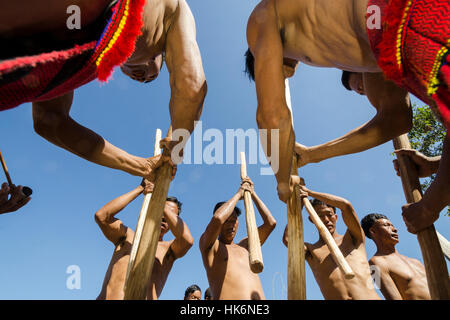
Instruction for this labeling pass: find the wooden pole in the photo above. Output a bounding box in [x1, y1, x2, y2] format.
[393, 134, 450, 300]
[300, 179, 355, 279]
[240, 152, 264, 273]
[285, 79, 306, 300]
[125, 129, 162, 285]
[124, 126, 174, 300]
[0, 149, 13, 186]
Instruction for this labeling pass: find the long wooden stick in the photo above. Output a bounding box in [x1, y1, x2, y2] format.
[300, 179, 355, 279]
[124, 126, 173, 300]
[0, 150, 13, 186]
[240, 152, 264, 273]
[125, 129, 162, 285]
[393, 134, 450, 300]
[285, 79, 306, 300]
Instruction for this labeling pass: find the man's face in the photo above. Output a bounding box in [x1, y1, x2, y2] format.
[121, 54, 163, 83]
[314, 205, 337, 234]
[220, 212, 239, 242]
[186, 290, 202, 300]
[371, 218, 399, 245]
[349, 73, 365, 95]
[283, 57, 299, 78]
[160, 201, 179, 235]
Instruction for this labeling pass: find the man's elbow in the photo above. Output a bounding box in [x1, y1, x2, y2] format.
[173, 75, 207, 105]
[94, 211, 107, 225]
[268, 218, 277, 231]
[377, 108, 412, 138]
[256, 104, 291, 130]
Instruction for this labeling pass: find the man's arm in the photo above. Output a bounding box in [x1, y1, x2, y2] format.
[296, 73, 412, 167]
[393, 149, 441, 178]
[370, 260, 403, 300]
[401, 135, 450, 233]
[164, 0, 207, 156]
[164, 206, 194, 259]
[0, 183, 31, 214]
[199, 188, 243, 253]
[238, 179, 276, 246]
[32, 92, 161, 179]
[247, 2, 295, 202]
[300, 185, 365, 244]
[95, 182, 150, 245]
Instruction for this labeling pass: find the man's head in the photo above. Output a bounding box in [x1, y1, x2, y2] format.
[361, 213, 399, 245]
[160, 196, 182, 236]
[120, 36, 164, 83]
[214, 201, 242, 243]
[310, 199, 338, 235]
[184, 284, 202, 300]
[341, 71, 365, 95]
[204, 287, 212, 300]
[244, 49, 299, 81]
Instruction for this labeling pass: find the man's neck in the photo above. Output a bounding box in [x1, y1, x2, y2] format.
[375, 242, 397, 256]
[218, 237, 234, 245]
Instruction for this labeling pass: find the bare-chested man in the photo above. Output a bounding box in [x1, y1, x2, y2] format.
[283, 183, 380, 300]
[361, 213, 430, 300]
[245, 0, 449, 234]
[199, 178, 276, 300]
[95, 180, 193, 300]
[1, 0, 206, 181]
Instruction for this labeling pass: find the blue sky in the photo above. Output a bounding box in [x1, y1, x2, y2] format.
[0, 0, 448, 300]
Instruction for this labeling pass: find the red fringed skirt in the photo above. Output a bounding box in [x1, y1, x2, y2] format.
[367, 0, 450, 133]
[0, 0, 146, 111]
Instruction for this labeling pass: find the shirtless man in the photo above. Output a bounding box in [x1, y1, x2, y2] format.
[199, 178, 276, 300]
[1, 0, 206, 181]
[340, 72, 449, 233]
[361, 213, 430, 300]
[283, 183, 380, 300]
[95, 180, 193, 300]
[245, 0, 449, 233]
[0, 182, 31, 215]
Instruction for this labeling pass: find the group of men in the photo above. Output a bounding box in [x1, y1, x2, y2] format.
[0, 0, 448, 300]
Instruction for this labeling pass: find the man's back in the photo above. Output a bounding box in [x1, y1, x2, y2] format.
[248, 0, 378, 72]
[370, 253, 430, 300]
[306, 231, 380, 300]
[203, 241, 265, 300]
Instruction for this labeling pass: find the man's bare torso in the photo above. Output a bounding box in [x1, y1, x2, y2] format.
[204, 241, 265, 300]
[252, 0, 380, 72]
[371, 253, 430, 300]
[0, 0, 178, 58]
[306, 232, 381, 300]
[97, 228, 176, 300]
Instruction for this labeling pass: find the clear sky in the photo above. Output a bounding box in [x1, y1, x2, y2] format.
[0, 0, 448, 300]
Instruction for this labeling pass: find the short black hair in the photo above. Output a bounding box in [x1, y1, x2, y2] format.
[341, 71, 352, 91]
[167, 196, 182, 214]
[204, 288, 212, 299]
[213, 201, 241, 217]
[361, 213, 389, 239]
[244, 48, 255, 81]
[184, 284, 201, 299]
[311, 199, 336, 214]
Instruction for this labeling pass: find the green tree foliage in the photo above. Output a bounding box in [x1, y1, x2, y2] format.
[408, 104, 449, 215]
